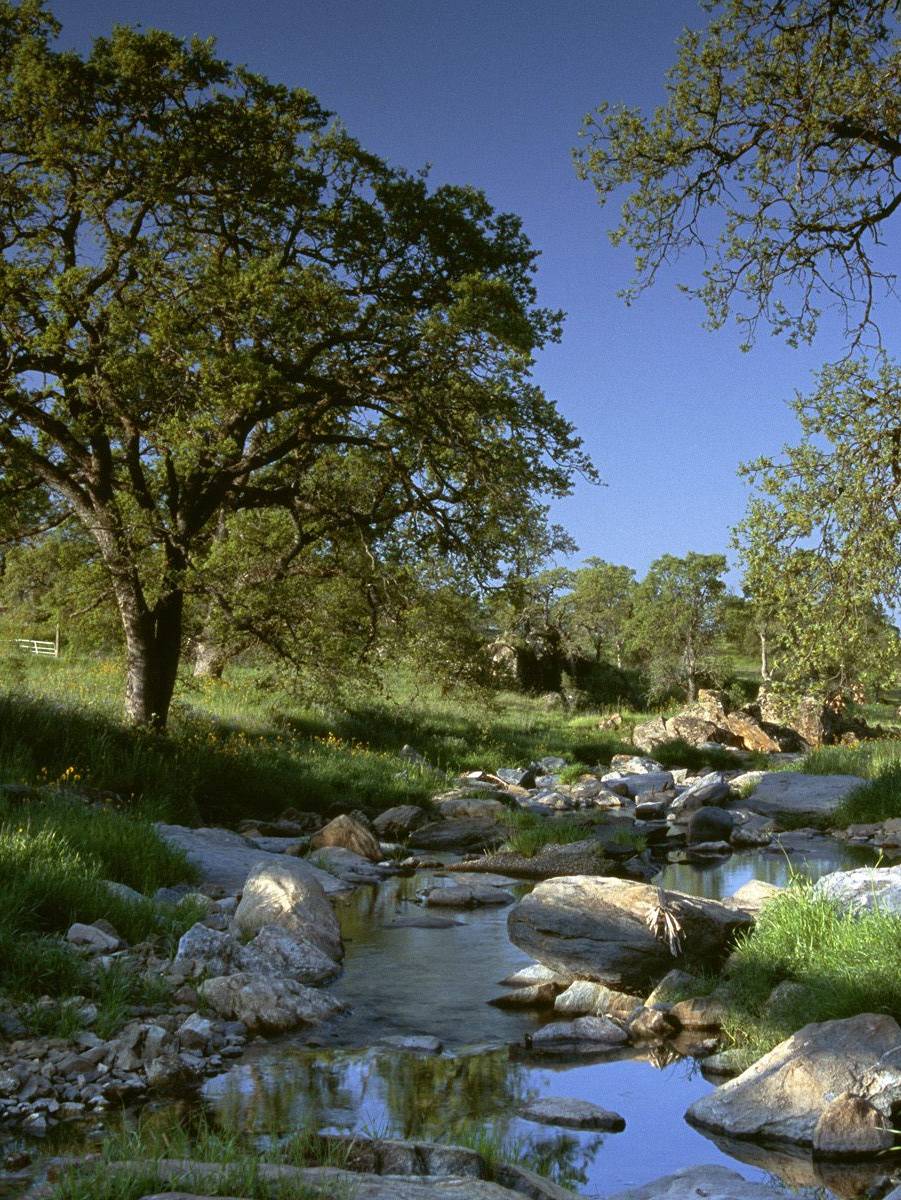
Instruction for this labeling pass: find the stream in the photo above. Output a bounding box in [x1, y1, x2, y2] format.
[201, 840, 881, 1197]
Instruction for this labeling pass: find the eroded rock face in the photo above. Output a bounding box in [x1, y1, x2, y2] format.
[198, 972, 344, 1033]
[310, 814, 382, 862]
[233, 859, 343, 961]
[508, 876, 751, 993]
[686, 1013, 901, 1146]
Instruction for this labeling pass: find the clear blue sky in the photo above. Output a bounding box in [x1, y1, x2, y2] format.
[53, 0, 898, 584]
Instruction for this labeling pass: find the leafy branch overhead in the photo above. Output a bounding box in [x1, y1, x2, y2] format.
[0, 1, 592, 726]
[577, 0, 900, 347]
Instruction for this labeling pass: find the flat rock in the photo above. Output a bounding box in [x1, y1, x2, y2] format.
[531, 1015, 629, 1047]
[387, 914, 461, 929]
[422, 882, 514, 907]
[811, 864, 901, 915]
[446, 840, 621, 881]
[732, 773, 866, 820]
[607, 1164, 810, 1199]
[379, 1035, 443, 1054]
[508, 876, 751, 993]
[156, 824, 346, 896]
[499, 963, 571, 987]
[686, 1013, 901, 1145]
[519, 1096, 625, 1131]
[435, 796, 508, 819]
[411, 818, 506, 852]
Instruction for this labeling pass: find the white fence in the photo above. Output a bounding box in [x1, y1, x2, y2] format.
[14, 628, 59, 658]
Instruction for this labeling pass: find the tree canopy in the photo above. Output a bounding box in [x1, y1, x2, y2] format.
[0, 2, 590, 726]
[577, 0, 900, 347]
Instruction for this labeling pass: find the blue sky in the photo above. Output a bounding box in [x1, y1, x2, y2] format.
[53, 0, 898, 585]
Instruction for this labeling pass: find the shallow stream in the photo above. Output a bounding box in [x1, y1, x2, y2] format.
[202, 840, 882, 1197]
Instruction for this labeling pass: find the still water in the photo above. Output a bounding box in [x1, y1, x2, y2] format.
[203, 843, 882, 1197]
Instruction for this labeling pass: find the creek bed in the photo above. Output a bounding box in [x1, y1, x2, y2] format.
[202, 841, 880, 1196]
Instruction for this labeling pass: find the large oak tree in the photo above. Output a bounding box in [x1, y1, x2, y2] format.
[0, 3, 590, 727]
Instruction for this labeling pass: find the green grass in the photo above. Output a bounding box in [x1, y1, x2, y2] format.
[715, 879, 901, 1067]
[651, 738, 767, 772]
[501, 810, 591, 857]
[794, 738, 901, 824]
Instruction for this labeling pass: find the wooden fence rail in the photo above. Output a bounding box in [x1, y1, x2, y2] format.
[13, 627, 59, 658]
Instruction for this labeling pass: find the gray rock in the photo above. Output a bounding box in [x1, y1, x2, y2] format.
[66, 922, 122, 952]
[373, 805, 428, 838]
[240, 923, 340, 985]
[508, 876, 751, 993]
[379, 1035, 443, 1054]
[811, 864, 901, 915]
[686, 1013, 901, 1145]
[601, 771, 674, 798]
[500, 963, 571, 988]
[553, 980, 642, 1018]
[310, 845, 387, 884]
[198, 973, 344, 1033]
[435, 796, 508, 820]
[446, 839, 619, 881]
[422, 882, 514, 907]
[687, 806, 735, 843]
[607, 1164, 803, 1199]
[724, 879, 783, 916]
[672, 773, 731, 813]
[531, 1015, 629, 1047]
[410, 818, 506, 851]
[156, 824, 345, 895]
[732, 773, 866, 821]
[102, 880, 145, 904]
[173, 924, 240, 978]
[233, 858, 343, 961]
[177, 1013, 214, 1052]
[519, 1096, 625, 1131]
[489, 983, 558, 1009]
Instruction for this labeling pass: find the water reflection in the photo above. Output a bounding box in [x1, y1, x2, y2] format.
[658, 841, 876, 900]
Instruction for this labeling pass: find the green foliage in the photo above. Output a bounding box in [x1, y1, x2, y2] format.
[718, 880, 901, 1065]
[501, 811, 590, 857]
[651, 738, 765, 772]
[0, 1, 590, 727]
[577, 0, 900, 348]
[563, 557, 637, 667]
[626, 553, 728, 701]
[737, 356, 901, 699]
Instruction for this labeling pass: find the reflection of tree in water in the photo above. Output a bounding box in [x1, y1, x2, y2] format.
[206, 1051, 372, 1133]
[523, 1132, 603, 1187]
[373, 1047, 530, 1139]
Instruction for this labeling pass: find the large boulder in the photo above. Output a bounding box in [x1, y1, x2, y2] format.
[757, 692, 836, 748]
[240, 923, 340, 985]
[732, 773, 866, 821]
[233, 858, 342, 961]
[198, 972, 344, 1033]
[723, 712, 782, 754]
[507, 876, 751, 993]
[664, 714, 721, 747]
[310, 814, 382, 862]
[632, 717, 669, 754]
[688, 806, 735, 844]
[686, 1013, 901, 1145]
[156, 824, 346, 895]
[811, 864, 901, 915]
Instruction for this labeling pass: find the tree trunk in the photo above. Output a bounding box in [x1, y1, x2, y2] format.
[759, 629, 771, 684]
[121, 588, 184, 729]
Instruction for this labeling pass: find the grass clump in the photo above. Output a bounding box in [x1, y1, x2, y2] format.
[501, 811, 589, 857]
[652, 738, 766, 772]
[716, 879, 901, 1068]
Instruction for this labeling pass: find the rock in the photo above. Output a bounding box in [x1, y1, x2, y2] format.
[422, 882, 515, 907]
[733, 774, 866, 821]
[628, 1007, 678, 1039]
[519, 1097, 625, 1131]
[410, 818, 506, 851]
[495, 767, 538, 789]
[66, 922, 122, 952]
[379, 1035, 443, 1054]
[508, 876, 752, 993]
[607, 1164, 799, 1199]
[531, 1015, 629, 1047]
[611, 755, 666, 774]
[102, 880, 145, 904]
[644, 968, 697, 1007]
[489, 983, 557, 1009]
[724, 879, 783, 916]
[670, 995, 727, 1029]
[241, 923, 340, 985]
[233, 859, 342, 961]
[310, 814, 382, 862]
[247, 835, 309, 855]
[173, 924, 240, 978]
[632, 717, 669, 754]
[635, 799, 669, 820]
[686, 1013, 901, 1145]
[812, 1092, 895, 1157]
[176, 1014, 214, 1052]
[672, 774, 731, 813]
[665, 715, 720, 746]
[387, 914, 461, 929]
[601, 771, 674, 798]
[553, 981, 642, 1018]
[156, 824, 346, 895]
[758, 691, 834, 748]
[723, 713, 782, 754]
[435, 796, 508, 820]
[729, 810, 775, 848]
[811, 864, 901, 915]
[399, 744, 428, 765]
[373, 806, 427, 838]
[687, 806, 735, 844]
[310, 846, 387, 884]
[198, 973, 344, 1034]
[499, 964, 571, 988]
[446, 840, 621, 881]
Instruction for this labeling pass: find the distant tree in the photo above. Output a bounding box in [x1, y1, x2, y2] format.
[565, 557, 637, 668]
[627, 552, 728, 701]
[0, 4, 590, 727]
[737, 354, 901, 695]
[577, 0, 899, 347]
